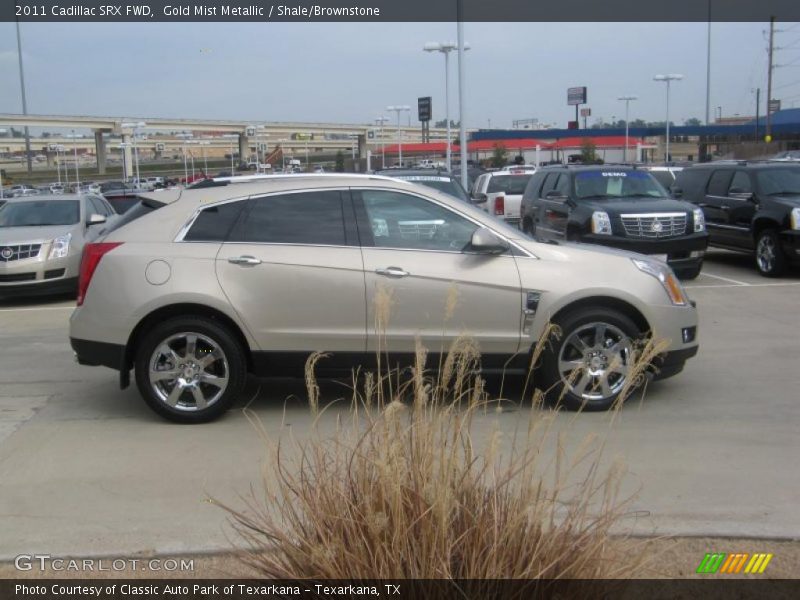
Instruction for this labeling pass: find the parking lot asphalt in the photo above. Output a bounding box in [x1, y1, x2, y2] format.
[0, 249, 799, 560]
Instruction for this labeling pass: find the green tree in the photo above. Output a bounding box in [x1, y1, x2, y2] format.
[490, 143, 508, 168]
[684, 117, 702, 126]
[335, 151, 345, 172]
[580, 138, 598, 164]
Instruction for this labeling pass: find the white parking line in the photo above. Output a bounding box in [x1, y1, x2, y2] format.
[0, 306, 74, 313]
[699, 272, 750, 286]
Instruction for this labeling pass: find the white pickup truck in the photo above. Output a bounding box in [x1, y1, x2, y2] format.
[470, 168, 536, 225]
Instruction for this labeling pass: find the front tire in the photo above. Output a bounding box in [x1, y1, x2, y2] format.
[540, 307, 643, 412]
[754, 229, 786, 277]
[674, 261, 703, 281]
[134, 316, 247, 423]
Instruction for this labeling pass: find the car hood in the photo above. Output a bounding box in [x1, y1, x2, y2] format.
[766, 194, 800, 208]
[513, 236, 647, 263]
[582, 197, 692, 215]
[0, 224, 81, 244]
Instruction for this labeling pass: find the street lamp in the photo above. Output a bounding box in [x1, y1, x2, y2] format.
[653, 74, 683, 162]
[121, 121, 146, 185]
[176, 132, 193, 182]
[0, 128, 5, 198]
[375, 116, 389, 168]
[617, 95, 638, 162]
[386, 106, 410, 167]
[423, 41, 470, 172]
[65, 130, 82, 188]
[192, 140, 211, 174]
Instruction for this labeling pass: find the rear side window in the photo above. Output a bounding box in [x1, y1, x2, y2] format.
[229, 191, 346, 246]
[674, 168, 709, 202]
[487, 175, 533, 195]
[707, 170, 733, 196]
[729, 171, 752, 194]
[184, 202, 247, 242]
[522, 172, 546, 201]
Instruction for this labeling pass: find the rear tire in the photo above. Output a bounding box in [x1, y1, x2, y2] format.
[540, 307, 644, 412]
[521, 218, 535, 237]
[754, 229, 786, 277]
[134, 316, 247, 423]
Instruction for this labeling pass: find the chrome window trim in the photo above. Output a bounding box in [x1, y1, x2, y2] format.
[174, 185, 537, 259]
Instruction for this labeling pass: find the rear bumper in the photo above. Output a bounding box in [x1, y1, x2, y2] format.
[71, 337, 126, 371]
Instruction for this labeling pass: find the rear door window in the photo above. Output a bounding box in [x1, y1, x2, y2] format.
[228, 191, 347, 246]
[728, 171, 752, 194]
[707, 170, 733, 196]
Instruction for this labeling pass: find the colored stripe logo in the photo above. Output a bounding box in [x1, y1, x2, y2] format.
[696, 553, 773, 574]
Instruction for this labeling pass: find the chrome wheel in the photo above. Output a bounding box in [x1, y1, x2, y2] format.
[756, 234, 776, 273]
[557, 322, 634, 402]
[148, 332, 229, 412]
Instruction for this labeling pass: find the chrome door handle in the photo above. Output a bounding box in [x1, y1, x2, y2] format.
[375, 266, 409, 278]
[228, 255, 262, 266]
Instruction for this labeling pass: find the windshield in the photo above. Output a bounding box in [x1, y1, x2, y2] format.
[0, 200, 80, 227]
[574, 170, 668, 200]
[487, 174, 533, 195]
[397, 176, 469, 202]
[756, 168, 800, 195]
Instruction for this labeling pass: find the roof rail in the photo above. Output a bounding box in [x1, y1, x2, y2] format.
[197, 172, 402, 186]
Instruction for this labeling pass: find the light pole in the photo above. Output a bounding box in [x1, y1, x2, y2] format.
[192, 140, 211, 174]
[617, 95, 638, 162]
[653, 74, 683, 162]
[122, 121, 146, 185]
[14, 19, 32, 174]
[424, 41, 470, 172]
[386, 106, 410, 166]
[0, 128, 5, 199]
[375, 116, 389, 168]
[176, 132, 193, 182]
[117, 143, 130, 183]
[456, 13, 468, 191]
[66, 130, 81, 188]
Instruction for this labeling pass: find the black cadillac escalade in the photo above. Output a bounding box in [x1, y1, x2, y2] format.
[519, 165, 709, 279]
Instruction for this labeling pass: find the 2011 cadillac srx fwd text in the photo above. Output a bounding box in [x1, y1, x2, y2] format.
[69, 174, 699, 422]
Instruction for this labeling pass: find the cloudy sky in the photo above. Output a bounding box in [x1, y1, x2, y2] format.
[1, 21, 799, 129]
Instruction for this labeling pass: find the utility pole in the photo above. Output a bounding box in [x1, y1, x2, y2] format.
[766, 16, 775, 140]
[15, 18, 32, 174]
[755, 88, 761, 140]
[705, 0, 712, 125]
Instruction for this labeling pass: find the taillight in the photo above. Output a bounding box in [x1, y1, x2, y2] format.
[77, 242, 123, 306]
[494, 196, 505, 216]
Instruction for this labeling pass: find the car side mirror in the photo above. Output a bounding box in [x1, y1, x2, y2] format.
[87, 213, 107, 226]
[545, 190, 568, 201]
[472, 192, 488, 204]
[466, 228, 509, 255]
[671, 186, 683, 198]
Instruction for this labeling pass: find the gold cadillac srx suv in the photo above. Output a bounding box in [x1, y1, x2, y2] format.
[69, 174, 699, 422]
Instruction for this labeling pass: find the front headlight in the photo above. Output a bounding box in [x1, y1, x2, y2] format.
[791, 207, 800, 230]
[591, 211, 612, 235]
[693, 208, 706, 232]
[632, 258, 688, 306]
[48, 233, 72, 259]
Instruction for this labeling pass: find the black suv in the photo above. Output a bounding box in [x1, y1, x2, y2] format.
[674, 162, 800, 276]
[520, 165, 709, 279]
[373, 169, 470, 203]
